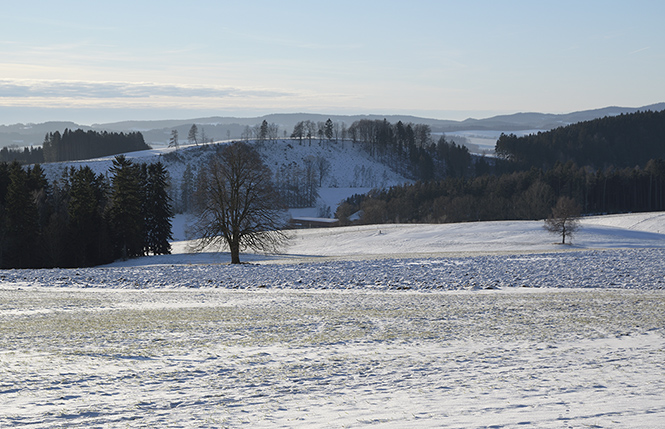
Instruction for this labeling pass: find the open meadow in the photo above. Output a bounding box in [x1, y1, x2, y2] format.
[1, 212, 664, 427]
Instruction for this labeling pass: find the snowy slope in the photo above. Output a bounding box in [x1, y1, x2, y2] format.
[161, 211, 665, 264]
[257, 139, 408, 215]
[40, 139, 410, 217]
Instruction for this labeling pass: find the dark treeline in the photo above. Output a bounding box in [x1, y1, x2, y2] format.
[0, 129, 151, 164]
[43, 129, 151, 163]
[338, 109, 665, 225]
[0, 146, 44, 164]
[345, 119, 480, 181]
[286, 118, 484, 209]
[290, 118, 480, 182]
[495, 109, 665, 170]
[337, 160, 665, 225]
[0, 156, 172, 269]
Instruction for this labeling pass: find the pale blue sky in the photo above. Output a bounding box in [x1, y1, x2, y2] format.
[1, 0, 664, 124]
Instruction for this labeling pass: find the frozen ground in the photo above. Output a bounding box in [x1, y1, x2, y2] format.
[1, 212, 664, 427]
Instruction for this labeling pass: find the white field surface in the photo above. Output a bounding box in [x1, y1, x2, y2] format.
[2, 212, 665, 427]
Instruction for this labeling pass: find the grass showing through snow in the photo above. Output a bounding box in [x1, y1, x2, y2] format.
[0, 287, 663, 427]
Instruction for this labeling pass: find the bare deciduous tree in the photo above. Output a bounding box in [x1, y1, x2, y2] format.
[168, 129, 179, 149]
[316, 156, 331, 186]
[544, 196, 582, 244]
[199, 126, 208, 145]
[268, 122, 280, 142]
[189, 142, 288, 263]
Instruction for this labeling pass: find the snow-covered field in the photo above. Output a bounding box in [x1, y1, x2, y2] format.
[1, 212, 664, 427]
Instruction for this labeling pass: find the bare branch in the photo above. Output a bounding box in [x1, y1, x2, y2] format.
[187, 142, 289, 263]
[544, 196, 581, 244]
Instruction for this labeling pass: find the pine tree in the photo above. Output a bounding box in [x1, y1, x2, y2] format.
[144, 162, 173, 255]
[42, 176, 72, 268]
[259, 120, 269, 143]
[68, 166, 108, 266]
[3, 162, 39, 268]
[291, 121, 304, 142]
[188, 124, 199, 146]
[109, 155, 144, 259]
[26, 164, 51, 241]
[138, 163, 150, 255]
[324, 118, 334, 141]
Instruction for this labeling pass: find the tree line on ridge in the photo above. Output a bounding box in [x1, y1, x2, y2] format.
[0, 155, 172, 269]
[0, 129, 150, 164]
[337, 110, 665, 225]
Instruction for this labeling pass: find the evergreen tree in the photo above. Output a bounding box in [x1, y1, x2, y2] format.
[3, 162, 39, 268]
[324, 118, 334, 141]
[41, 129, 149, 162]
[109, 155, 144, 259]
[291, 121, 304, 142]
[68, 166, 109, 266]
[138, 163, 150, 255]
[42, 176, 72, 268]
[258, 120, 269, 143]
[144, 162, 173, 255]
[26, 164, 51, 237]
[188, 124, 199, 145]
[0, 163, 7, 267]
[42, 131, 61, 163]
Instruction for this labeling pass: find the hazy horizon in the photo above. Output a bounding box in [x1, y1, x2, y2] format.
[4, 103, 665, 128]
[0, 106, 519, 127]
[2, 1, 664, 126]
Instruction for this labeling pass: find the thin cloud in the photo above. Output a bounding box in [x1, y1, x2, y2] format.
[0, 79, 293, 99]
[629, 47, 650, 55]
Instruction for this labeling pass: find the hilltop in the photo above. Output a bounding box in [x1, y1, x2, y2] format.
[40, 138, 410, 220]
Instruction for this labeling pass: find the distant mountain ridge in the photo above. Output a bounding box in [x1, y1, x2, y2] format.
[456, 103, 665, 131]
[1, 103, 664, 148]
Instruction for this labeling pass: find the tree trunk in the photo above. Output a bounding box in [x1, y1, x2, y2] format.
[230, 239, 241, 264]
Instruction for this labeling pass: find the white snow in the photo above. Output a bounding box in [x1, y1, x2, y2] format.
[1, 211, 665, 427]
[8, 142, 665, 427]
[40, 139, 411, 221]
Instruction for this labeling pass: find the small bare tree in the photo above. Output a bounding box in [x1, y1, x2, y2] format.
[544, 196, 582, 244]
[189, 142, 288, 263]
[316, 156, 331, 186]
[168, 129, 179, 150]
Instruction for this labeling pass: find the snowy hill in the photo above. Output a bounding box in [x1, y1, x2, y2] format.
[40, 139, 411, 218]
[257, 139, 407, 216]
[112, 210, 665, 268]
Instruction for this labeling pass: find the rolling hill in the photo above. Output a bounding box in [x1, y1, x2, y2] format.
[3, 103, 664, 148]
